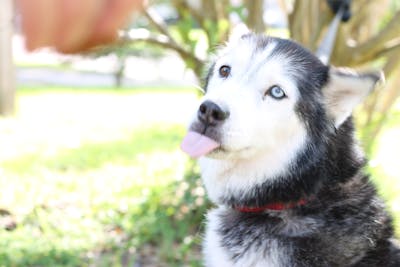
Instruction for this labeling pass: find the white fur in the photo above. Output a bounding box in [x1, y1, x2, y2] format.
[228, 23, 250, 44]
[323, 68, 381, 127]
[203, 208, 233, 267]
[278, 214, 321, 237]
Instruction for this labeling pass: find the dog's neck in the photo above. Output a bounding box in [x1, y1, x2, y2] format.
[234, 198, 309, 213]
[199, 145, 325, 207]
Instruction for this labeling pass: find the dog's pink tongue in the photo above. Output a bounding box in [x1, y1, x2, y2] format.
[180, 131, 220, 158]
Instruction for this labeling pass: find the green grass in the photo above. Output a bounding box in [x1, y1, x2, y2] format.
[0, 86, 201, 266]
[2, 125, 184, 173]
[367, 108, 400, 236]
[0, 86, 399, 267]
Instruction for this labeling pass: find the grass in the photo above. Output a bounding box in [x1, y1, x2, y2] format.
[367, 106, 400, 235]
[0, 86, 201, 266]
[2, 126, 183, 173]
[0, 86, 399, 266]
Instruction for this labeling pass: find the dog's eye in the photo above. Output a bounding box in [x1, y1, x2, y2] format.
[265, 86, 286, 100]
[219, 65, 231, 78]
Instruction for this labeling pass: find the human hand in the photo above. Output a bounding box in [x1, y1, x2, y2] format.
[16, 0, 144, 53]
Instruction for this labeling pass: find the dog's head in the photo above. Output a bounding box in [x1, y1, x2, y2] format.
[181, 33, 382, 204]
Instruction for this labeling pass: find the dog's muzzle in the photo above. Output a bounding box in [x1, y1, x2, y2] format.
[180, 100, 228, 158]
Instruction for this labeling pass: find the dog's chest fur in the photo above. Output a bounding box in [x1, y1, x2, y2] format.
[202, 173, 397, 267]
[204, 208, 295, 267]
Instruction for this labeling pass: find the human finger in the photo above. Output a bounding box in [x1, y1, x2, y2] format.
[54, 0, 104, 53]
[17, 0, 59, 50]
[84, 0, 144, 49]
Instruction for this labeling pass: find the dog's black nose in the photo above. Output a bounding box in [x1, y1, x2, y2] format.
[198, 100, 229, 126]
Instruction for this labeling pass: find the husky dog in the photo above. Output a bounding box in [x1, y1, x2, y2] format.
[181, 32, 400, 267]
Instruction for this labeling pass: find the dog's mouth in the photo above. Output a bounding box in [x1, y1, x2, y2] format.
[181, 120, 255, 158]
[180, 130, 252, 159]
[180, 131, 221, 158]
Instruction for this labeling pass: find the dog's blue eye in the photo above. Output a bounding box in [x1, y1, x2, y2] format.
[266, 86, 286, 100]
[219, 65, 231, 78]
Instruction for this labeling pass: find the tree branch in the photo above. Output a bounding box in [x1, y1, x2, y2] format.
[382, 40, 400, 77]
[172, 0, 205, 29]
[374, 38, 400, 59]
[349, 9, 400, 64]
[202, 0, 218, 22]
[217, 0, 230, 22]
[121, 29, 204, 74]
[144, 7, 177, 46]
[245, 0, 266, 33]
[277, 0, 291, 16]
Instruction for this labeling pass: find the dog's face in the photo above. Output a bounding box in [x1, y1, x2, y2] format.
[195, 36, 316, 162]
[182, 33, 382, 204]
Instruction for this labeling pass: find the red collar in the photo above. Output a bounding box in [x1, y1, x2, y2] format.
[234, 199, 307, 213]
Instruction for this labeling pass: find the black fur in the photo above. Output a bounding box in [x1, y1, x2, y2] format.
[203, 62, 216, 93]
[217, 170, 399, 266]
[202, 34, 400, 266]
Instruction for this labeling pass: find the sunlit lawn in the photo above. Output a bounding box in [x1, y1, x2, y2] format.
[369, 106, 400, 236]
[0, 86, 399, 267]
[0, 87, 201, 267]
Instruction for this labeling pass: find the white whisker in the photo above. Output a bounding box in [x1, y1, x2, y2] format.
[192, 84, 205, 93]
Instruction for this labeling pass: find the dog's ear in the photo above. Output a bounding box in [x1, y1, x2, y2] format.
[323, 67, 384, 127]
[228, 23, 251, 44]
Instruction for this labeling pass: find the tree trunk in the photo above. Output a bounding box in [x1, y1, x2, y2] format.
[0, 0, 15, 116]
[245, 0, 266, 33]
[114, 60, 125, 88]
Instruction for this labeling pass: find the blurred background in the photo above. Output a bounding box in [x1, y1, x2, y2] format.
[0, 0, 399, 266]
